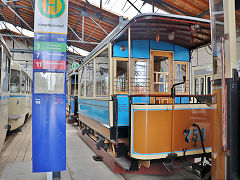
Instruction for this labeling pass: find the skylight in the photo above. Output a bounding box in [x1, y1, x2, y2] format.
[87, 0, 167, 19]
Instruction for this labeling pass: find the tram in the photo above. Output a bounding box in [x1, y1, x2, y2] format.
[0, 35, 11, 151]
[67, 71, 78, 123]
[8, 61, 32, 131]
[77, 13, 214, 175]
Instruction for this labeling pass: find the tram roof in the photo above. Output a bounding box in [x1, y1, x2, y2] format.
[83, 13, 211, 64]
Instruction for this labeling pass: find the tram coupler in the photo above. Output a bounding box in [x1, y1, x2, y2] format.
[96, 136, 108, 151]
[82, 126, 90, 135]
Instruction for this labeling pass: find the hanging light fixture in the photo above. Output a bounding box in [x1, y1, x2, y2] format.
[168, 32, 175, 40]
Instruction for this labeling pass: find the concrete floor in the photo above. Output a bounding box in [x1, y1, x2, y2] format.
[0, 119, 199, 180]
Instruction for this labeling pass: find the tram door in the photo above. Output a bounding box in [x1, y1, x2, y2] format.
[150, 51, 173, 103]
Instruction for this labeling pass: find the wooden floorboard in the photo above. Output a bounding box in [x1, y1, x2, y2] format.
[0, 118, 32, 174]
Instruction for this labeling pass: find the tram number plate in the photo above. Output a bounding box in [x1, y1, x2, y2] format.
[184, 128, 205, 143]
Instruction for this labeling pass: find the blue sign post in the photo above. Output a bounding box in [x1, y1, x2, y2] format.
[32, 0, 69, 175]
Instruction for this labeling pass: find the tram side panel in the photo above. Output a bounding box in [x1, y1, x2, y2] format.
[9, 63, 32, 131]
[0, 46, 10, 151]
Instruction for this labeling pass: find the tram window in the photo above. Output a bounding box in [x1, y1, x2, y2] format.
[134, 60, 148, 92]
[79, 67, 85, 96]
[207, 77, 211, 95]
[154, 56, 169, 93]
[115, 60, 128, 92]
[75, 73, 78, 96]
[26, 77, 29, 94]
[2, 50, 9, 92]
[10, 69, 20, 93]
[20, 73, 26, 93]
[71, 76, 75, 95]
[6, 56, 10, 76]
[30, 80, 32, 94]
[86, 61, 94, 97]
[175, 63, 187, 93]
[200, 78, 204, 95]
[66, 80, 68, 95]
[195, 78, 199, 95]
[34, 72, 65, 94]
[96, 50, 109, 96]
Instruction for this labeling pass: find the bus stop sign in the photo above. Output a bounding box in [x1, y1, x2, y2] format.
[32, 0, 69, 173]
[72, 62, 80, 70]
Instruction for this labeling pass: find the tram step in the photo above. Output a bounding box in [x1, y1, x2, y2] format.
[115, 157, 131, 171]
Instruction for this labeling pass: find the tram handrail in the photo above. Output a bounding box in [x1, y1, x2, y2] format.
[112, 94, 213, 105]
[126, 94, 213, 98]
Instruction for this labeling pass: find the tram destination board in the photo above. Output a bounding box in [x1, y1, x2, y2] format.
[32, 0, 69, 173]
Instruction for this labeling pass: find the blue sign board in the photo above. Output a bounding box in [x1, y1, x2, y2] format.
[32, 0, 69, 173]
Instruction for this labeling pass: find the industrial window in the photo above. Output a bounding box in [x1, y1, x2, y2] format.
[79, 67, 85, 97]
[95, 49, 109, 96]
[34, 72, 65, 94]
[195, 78, 199, 95]
[20, 72, 27, 93]
[10, 69, 20, 93]
[115, 59, 128, 92]
[133, 60, 148, 93]
[86, 61, 94, 97]
[200, 78, 204, 95]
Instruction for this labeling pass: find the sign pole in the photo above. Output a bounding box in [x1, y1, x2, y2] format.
[32, 0, 69, 177]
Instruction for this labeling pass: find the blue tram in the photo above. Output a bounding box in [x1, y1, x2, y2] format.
[67, 72, 78, 123]
[77, 13, 214, 175]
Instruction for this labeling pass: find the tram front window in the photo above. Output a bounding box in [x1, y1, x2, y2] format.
[116, 60, 128, 92]
[10, 69, 20, 93]
[20, 73, 26, 93]
[154, 56, 169, 93]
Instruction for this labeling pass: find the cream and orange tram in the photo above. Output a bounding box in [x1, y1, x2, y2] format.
[76, 13, 215, 176]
